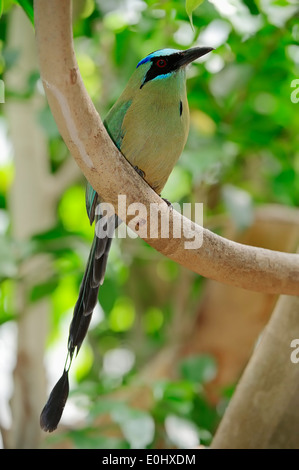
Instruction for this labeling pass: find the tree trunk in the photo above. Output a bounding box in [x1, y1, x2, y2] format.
[211, 292, 299, 449]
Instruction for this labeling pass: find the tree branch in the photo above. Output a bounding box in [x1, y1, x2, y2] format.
[34, 0, 299, 296]
[211, 292, 299, 449]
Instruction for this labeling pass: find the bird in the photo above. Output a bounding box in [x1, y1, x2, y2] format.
[40, 46, 213, 432]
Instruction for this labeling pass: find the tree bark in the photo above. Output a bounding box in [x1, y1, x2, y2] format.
[211, 292, 299, 449]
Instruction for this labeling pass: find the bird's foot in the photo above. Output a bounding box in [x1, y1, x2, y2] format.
[134, 166, 145, 179]
[161, 197, 173, 209]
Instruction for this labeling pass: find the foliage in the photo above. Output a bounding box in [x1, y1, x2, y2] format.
[13, 0, 34, 24]
[0, 0, 298, 449]
[186, 0, 205, 27]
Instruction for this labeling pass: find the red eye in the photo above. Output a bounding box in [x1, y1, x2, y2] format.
[156, 59, 167, 68]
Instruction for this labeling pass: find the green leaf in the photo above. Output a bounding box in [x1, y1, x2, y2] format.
[180, 355, 217, 384]
[111, 406, 155, 449]
[242, 0, 260, 15]
[272, 0, 292, 5]
[0, 0, 3, 19]
[30, 278, 59, 302]
[0, 280, 17, 325]
[185, 0, 204, 28]
[14, 0, 34, 25]
[161, 380, 195, 404]
[109, 297, 136, 332]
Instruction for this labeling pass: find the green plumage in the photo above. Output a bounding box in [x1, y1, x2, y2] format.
[41, 46, 213, 432]
[105, 61, 189, 193]
[86, 58, 189, 220]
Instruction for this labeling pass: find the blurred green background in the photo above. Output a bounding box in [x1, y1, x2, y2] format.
[0, 0, 298, 449]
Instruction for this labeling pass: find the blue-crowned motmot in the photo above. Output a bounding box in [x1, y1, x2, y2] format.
[40, 46, 213, 432]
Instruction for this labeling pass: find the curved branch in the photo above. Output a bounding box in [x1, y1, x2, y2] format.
[34, 0, 299, 296]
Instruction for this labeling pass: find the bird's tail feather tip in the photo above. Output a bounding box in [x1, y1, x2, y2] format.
[40, 220, 116, 431]
[40, 369, 69, 432]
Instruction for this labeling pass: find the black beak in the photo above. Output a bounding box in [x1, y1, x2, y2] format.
[176, 47, 214, 68]
[140, 46, 214, 89]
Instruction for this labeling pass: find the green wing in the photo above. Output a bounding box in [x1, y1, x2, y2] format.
[104, 99, 132, 150]
[85, 183, 99, 225]
[85, 99, 132, 224]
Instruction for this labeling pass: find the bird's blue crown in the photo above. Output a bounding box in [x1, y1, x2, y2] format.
[136, 48, 180, 68]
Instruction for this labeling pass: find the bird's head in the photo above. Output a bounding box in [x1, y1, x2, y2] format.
[135, 47, 213, 90]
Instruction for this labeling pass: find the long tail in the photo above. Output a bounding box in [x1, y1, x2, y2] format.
[40, 214, 119, 432]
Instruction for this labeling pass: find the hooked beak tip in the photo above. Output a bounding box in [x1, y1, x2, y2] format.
[178, 46, 214, 67]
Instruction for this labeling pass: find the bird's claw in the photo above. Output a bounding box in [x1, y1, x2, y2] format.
[161, 197, 173, 209]
[134, 166, 145, 179]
